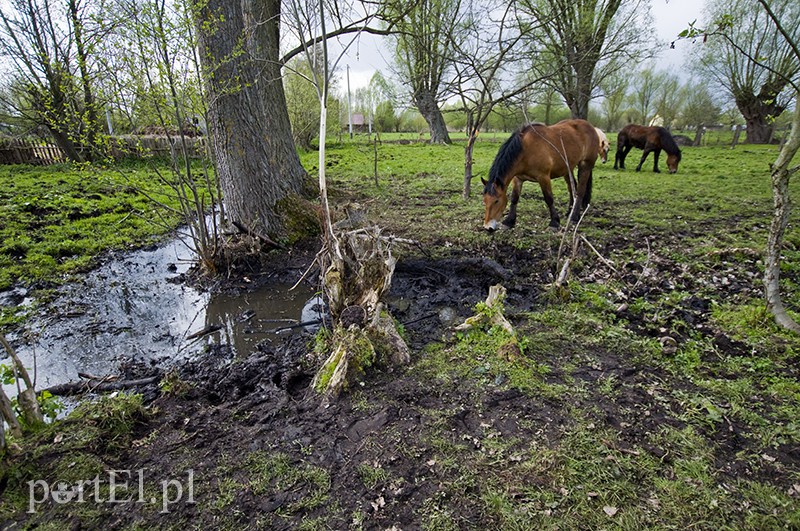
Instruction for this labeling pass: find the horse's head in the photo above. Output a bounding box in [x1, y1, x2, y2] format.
[482, 177, 507, 231]
[599, 138, 610, 163]
[666, 150, 681, 174]
[595, 128, 610, 163]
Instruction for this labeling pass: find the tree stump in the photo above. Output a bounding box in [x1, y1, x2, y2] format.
[455, 284, 515, 335]
[455, 284, 520, 359]
[312, 226, 410, 403]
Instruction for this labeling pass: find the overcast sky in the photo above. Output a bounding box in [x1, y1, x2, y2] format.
[335, 0, 706, 91]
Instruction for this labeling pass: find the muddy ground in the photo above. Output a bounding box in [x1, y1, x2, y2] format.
[2, 221, 800, 530]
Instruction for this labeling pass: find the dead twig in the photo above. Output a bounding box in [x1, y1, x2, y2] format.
[232, 220, 285, 250]
[580, 234, 620, 276]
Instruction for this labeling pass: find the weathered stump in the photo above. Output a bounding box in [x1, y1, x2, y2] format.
[312, 226, 410, 403]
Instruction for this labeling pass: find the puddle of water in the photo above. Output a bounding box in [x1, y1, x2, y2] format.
[203, 283, 322, 357]
[3, 235, 318, 392]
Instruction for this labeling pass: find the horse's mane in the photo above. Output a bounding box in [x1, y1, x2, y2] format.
[657, 127, 682, 159]
[486, 125, 530, 191]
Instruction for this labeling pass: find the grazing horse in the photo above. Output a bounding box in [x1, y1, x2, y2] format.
[482, 119, 599, 231]
[595, 127, 610, 163]
[614, 124, 682, 173]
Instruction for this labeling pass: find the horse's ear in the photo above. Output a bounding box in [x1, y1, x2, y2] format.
[481, 177, 488, 187]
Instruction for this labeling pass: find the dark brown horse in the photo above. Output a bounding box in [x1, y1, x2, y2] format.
[613, 124, 682, 173]
[482, 119, 599, 231]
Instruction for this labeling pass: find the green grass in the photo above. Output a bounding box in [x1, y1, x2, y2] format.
[0, 159, 210, 292]
[3, 137, 800, 529]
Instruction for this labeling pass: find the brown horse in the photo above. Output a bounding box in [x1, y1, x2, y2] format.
[482, 119, 599, 231]
[613, 124, 682, 173]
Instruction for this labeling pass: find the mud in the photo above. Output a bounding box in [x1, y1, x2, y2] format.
[3, 236, 317, 391]
[3, 218, 799, 529]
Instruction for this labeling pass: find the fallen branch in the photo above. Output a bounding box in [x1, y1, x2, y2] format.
[232, 220, 284, 250]
[45, 376, 160, 397]
[401, 312, 438, 327]
[186, 324, 223, 340]
[580, 234, 620, 276]
[274, 319, 323, 333]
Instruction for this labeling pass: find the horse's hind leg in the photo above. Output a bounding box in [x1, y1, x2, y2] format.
[636, 146, 653, 172]
[501, 177, 523, 229]
[616, 145, 632, 169]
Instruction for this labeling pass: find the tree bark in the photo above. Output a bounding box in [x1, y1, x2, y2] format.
[415, 90, 451, 144]
[566, 72, 593, 120]
[693, 125, 704, 147]
[463, 130, 477, 200]
[194, 0, 313, 241]
[743, 114, 775, 144]
[738, 95, 782, 144]
[764, 94, 800, 334]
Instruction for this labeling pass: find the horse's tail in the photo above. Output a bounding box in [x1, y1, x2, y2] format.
[614, 131, 627, 166]
[488, 127, 525, 189]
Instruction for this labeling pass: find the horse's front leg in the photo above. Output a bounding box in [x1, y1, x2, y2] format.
[538, 178, 560, 229]
[652, 148, 661, 173]
[501, 177, 523, 229]
[569, 163, 593, 223]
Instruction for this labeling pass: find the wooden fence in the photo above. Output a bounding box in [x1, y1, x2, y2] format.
[0, 138, 66, 165]
[0, 135, 208, 165]
[110, 135, 208, 160]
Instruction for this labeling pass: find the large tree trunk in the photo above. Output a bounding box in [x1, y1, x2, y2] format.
[738, 96, 782, 144]
[764, 94, 800, 334]
[566, 75, 592, 120]
[47, 125, 85, 163]
[415, 90, 451, 144]
[194, 0, 312, 241]
[743, 114, 775, 144]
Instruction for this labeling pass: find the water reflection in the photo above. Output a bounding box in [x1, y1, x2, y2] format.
[203, 283, 317, 357]
[4, 235, 319, 391]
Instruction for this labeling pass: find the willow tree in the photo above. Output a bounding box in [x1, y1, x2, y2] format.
[628, 67, 669, 125]
[194, 0, 401, 242]
[0, 0, 105, 161]
[387, 0, 462, 144]
[693, 0, 800, 144]
[520, 0, 655, 120]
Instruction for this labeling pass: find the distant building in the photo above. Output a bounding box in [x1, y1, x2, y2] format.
[348, 113, 368, 133]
